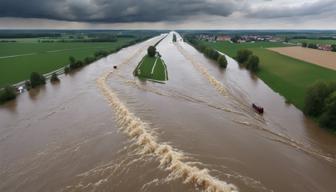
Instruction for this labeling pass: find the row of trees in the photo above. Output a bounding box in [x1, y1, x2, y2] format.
[236, 49, 260, 72]
[302, 42, 336, 52]
[186, 38, 227, 68]
[0, 71, 60, 104]
[301, 42, 318, 49]
[304, 81, 336, 130]
[64, 37, 152, 74]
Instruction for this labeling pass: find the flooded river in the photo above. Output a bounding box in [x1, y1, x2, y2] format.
[1, 32, 336, 192]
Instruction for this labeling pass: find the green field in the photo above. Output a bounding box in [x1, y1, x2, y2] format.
[134, 55, 168, 81]
[200, 41, 290, 58]
[200, 40, 336, 109]
[289, 39, 336, 45]
[0, 37, 134, 87]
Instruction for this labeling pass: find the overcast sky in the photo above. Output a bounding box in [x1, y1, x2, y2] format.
[0, 0, 335, 29]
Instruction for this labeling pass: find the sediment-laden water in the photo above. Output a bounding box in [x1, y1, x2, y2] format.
[1, 32, 336, 192]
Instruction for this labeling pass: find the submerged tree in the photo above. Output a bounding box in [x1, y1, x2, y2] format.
[246, 55, 260, 72]
[0, 86, 17, 103]
[236, 49, 252, 64]
[319, 91, 336, 130]
[30, 72, 46, 88]
[304, 81, 336, 117]
[217, 55, 228, 68]
[50, 72, 60, 82]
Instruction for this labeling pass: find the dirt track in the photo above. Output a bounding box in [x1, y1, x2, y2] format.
[268, 46, 336, 71]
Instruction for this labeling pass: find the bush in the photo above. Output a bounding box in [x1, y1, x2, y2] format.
[0, 86, 17, 103]
[69, 56, 76, 64]
[30, 72, 46, 88]
[236, 49, 252, 64]
[319, 91, 336, 130]
[147, 46, 156, 57]
[50, 72, 60, 82]
[69, 60, 84, 70]
[25, 80, 32, 90]
[217, 55, 227, 68]
[304, 81, 336, 116]
[246, 55, 260, 72]
[84, 57, 95, 65]
[64, 66, 70, 74]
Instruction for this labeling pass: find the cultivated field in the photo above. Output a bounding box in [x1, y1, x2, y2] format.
[200, 41, 290, 58]
[0, 37, 134, 87]
[201, 40, 336, 109]
[134, 55, 168, 81]
[269, 46, 336, 71]
[289, 38, 336, 45]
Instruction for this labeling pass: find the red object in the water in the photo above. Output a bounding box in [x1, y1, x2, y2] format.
[252, 104, 264, 114]
[113, 66, 117, 69]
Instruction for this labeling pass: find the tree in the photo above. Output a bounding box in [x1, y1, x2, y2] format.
[69, 56, 76, 64]
[231, 35, 240, 43]
[246, 55, 260, 72]
[30, 72, 46, 88]
[302, 42, 307, 47]
[50, 72, 60, 82]
[147, 46, 156, 57]
[0, 86, 16, 103]
[331, 44, 336, 52]
[217, 55, 227, 68]
[173, 34, 177, 42]
[209, 49, 219, 60]
[304, 81, 336, 116]
[236, 49, 252, 64]
[308, 43, 318, 49]
[319, 91, 336, 130]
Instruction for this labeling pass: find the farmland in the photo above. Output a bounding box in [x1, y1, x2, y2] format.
[199, 40, 336, 109]
[289, 38, 336, 45]
[269, 46, 336, 71]
[134, 55, 168, 82]
[0, 37, 134, 88]
[200, 41, 290, 58]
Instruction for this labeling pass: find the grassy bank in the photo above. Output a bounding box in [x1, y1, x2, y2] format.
[200, 40, 336, 109]
[134, 55, 168, 82]
[0, 37, 134, 87]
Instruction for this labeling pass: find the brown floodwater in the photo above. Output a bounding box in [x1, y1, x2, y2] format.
[1, 32, 336, 192]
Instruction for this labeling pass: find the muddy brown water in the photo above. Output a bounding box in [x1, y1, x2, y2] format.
[1, 32, 336, 192]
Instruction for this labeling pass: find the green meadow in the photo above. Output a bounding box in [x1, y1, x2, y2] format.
[200, 40, 336, 109]
[0, 37, 134, 87]
[134, 55, 168, 82]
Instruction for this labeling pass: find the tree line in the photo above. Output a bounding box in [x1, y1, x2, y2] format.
[186, 37, 227, 68]
[304, 81, 336, 131]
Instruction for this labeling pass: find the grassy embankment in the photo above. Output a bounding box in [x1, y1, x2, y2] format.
[134, 55, 168, 82]
[0, 37, 134, 88]
[201, 41, 336, 109]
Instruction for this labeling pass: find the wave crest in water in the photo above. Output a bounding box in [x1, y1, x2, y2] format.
[96, 58, 238, 192]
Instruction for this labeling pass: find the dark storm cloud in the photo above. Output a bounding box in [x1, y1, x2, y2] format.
[0, 0, 245, 22]
[247, 0, 336, 19]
